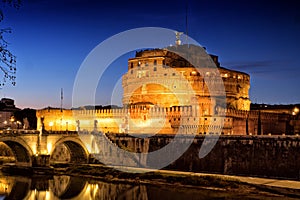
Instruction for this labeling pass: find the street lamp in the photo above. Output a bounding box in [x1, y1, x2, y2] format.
[10, 116, 15, 129]
[16, 121, 21, 129]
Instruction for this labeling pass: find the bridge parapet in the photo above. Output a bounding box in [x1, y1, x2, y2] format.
[0, 129, 40, 135]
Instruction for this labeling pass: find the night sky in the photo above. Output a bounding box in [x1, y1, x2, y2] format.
[1, 0, 300, 109]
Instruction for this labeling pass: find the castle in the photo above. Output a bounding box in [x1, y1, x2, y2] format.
[36, 43, 300, 135]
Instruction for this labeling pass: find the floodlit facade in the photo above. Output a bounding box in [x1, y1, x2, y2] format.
[36, 44, 299, 135]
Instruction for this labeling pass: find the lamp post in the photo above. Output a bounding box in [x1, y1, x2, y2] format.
[292, 107, 299, 135]
[10, 116, 15, 129]
[16, 121, 21, 129]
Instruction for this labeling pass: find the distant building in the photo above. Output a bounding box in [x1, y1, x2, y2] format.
[0, 98, 20, 129]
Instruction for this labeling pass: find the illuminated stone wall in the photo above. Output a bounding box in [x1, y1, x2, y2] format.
[36, 108, 76, 132]
[36, 106, 290, 135]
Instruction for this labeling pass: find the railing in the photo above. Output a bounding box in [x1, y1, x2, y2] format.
[0, 129, 79, 135]
[0, 129, 40, 135]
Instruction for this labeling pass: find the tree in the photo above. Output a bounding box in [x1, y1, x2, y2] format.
[0, 0, 21, 87]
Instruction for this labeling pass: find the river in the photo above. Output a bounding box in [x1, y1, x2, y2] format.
[0, 174, 223, 200]
[0, 173, 294, 200]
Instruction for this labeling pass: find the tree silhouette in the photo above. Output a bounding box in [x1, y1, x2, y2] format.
[0, 0, 21, 87]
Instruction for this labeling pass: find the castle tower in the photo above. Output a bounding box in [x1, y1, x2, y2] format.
[122, 44, 251, 111]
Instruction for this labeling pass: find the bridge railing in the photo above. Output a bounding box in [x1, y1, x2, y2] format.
[43, 130, 78, 135]
[0, 129, 40, 135]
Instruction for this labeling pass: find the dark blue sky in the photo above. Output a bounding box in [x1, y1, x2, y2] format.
[1, 0, 300, 109]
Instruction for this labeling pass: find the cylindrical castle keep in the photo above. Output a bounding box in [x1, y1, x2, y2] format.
[122, 44, 251, 112]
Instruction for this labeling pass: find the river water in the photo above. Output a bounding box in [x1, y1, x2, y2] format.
[0, 173, 293, 200]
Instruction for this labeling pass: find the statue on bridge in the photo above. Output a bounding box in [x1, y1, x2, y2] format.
[76, 120, 80, 132]
[94, 120, 98, 132]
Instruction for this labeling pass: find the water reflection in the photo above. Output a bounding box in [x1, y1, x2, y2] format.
[0, 173, 288, 200]
[0, 175, 151, 200]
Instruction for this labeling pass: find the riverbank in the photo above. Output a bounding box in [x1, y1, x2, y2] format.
[50, 163, 300, 199]
[1, 163, 299, 199]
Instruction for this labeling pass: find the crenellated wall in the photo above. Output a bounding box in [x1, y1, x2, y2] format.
[36, 106, 293, 136]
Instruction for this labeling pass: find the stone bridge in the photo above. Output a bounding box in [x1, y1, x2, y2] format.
[0, 130, 93, 167]
[0, 129, 145, 168]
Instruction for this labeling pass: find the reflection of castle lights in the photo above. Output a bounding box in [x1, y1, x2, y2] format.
[0, 182, 10, 194]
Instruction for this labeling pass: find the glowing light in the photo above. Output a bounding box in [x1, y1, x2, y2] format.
[45, 191, 51, 200]
[47, 143, 52, 155]
[293, 107, 299, 115]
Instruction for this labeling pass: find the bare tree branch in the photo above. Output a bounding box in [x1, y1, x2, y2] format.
[0, 0, 20, 87]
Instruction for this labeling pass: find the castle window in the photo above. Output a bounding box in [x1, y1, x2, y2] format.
[138, 61, 141, 66]
[154, 60, 157, 65]
[164, 73, 167, 76]
[131, 70, 133, 74]
[137, 71, 142, 78]
[154, 67, 157, 71]
[172, 73, 176, 76]
[131, 62, 133, 68]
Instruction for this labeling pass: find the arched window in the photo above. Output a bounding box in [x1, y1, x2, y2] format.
[154, 60, 157, 65]
[130, 62, 133, 68]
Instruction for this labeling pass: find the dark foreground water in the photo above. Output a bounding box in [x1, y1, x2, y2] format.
[0, 173, 293, 200]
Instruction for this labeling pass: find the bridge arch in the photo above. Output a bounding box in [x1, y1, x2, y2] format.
[0, 137, 34, 166]
[50, 137, 89, 164]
